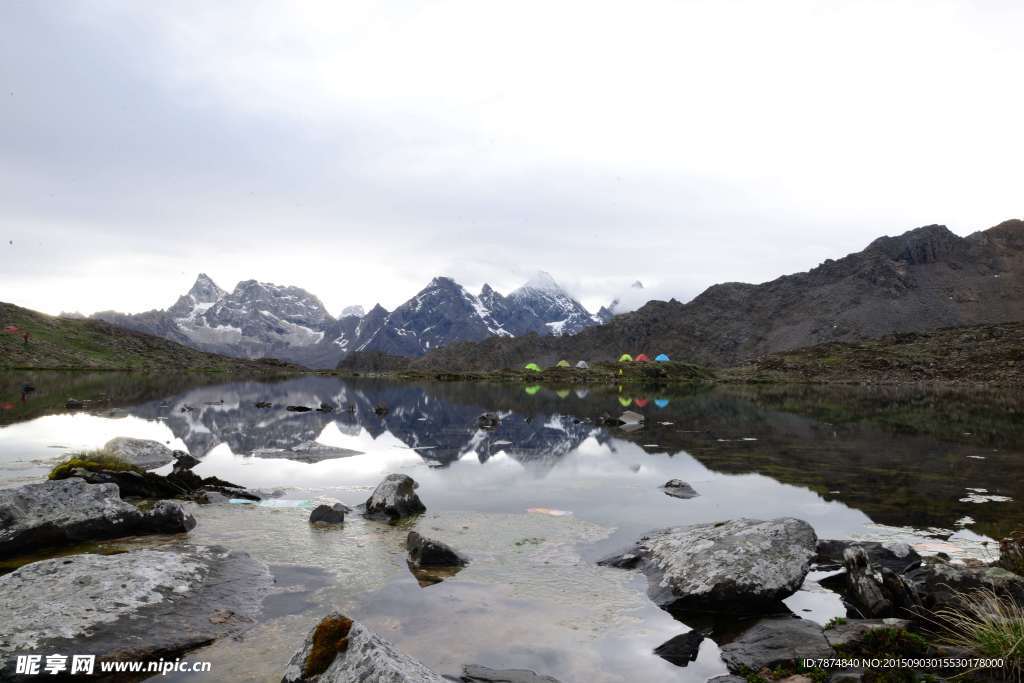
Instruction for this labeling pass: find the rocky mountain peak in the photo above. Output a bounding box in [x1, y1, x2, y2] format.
[516, 271, 563, 294]
[188, 274, 225, 303]
[340, 305, 365, 318]
[865, 224, 961, 265]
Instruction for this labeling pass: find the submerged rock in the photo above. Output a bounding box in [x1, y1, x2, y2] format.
[719, 616, 834, 672]
[407, 531, 467, 567]
[461, 665, 561, 682]
[64, 398, 84, 410]
[0, 546, 271, 675]
[619, 410, 644, 424]
[103, 436, 178, 470]
[281, 612, 446, 682]
[286, 405, 313, 412]
[599, 518, 816, 613]
[364, 474, 426, 520]
[0, 478, 195, 558]
[662, 479, 699, 499]
[652, 630, 705, 666]
[309, 504, 348, 525]
[252, 441, 362, 464]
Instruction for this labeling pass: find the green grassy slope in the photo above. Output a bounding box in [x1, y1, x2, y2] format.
[0, 302, 299, 372]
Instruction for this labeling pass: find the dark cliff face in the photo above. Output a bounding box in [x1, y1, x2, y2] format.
[404, 219, 1024, 370]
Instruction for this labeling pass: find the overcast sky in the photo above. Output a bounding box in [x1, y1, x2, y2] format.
[2, 1, 1021, 316]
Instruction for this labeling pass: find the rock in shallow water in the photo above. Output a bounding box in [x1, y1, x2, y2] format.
[407, 531, 467, 567]
[309, 503, 348, 525]
[364, 474, 426, 520]
[599, 518, 816, 612]
[103, 436, 178, 470]
[0, 478, 195, 558]
[281, 612, 446, 682]
[0, 545, 272, 676]
[461, 664, 561, 682]
[662, 479, 699, 499]
[719, 616, 834, 672]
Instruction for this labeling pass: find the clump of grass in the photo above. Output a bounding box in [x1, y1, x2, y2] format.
[824, 616, 848, 630]
[48, 449, 143, 480]
[934, 588, 1024, 679]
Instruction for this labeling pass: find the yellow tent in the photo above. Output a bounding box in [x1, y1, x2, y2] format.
[555, 360, 571, 368]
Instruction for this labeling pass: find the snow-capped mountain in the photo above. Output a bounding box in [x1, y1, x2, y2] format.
[93, 271, 603, 368]
[502, 271, 602, 335]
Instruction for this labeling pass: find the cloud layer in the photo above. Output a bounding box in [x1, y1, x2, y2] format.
[2, 1, 1021, 315]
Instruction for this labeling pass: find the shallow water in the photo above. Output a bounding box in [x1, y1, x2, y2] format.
[1, 372, 1022, 681]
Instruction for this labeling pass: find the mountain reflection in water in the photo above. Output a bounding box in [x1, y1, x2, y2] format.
[1, 372, 1022, 680]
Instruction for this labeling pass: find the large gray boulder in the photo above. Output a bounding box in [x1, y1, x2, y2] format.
[0, 478, 195, 558]
[0, 546, 271, 677]
[599, 518, 816, 612]
[364, 474, 426, 520]
[103, 436, 178, 469]
[719, 617, 834, 672]
[281, 612, 446, 682]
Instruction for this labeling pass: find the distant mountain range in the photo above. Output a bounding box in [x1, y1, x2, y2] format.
[92, 272, 603, 369]
[392, 219, 1024, 370]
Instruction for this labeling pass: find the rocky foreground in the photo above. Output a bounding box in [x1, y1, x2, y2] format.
[2, 458, 1023, 681]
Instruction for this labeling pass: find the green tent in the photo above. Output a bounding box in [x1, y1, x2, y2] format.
[555, 360, 571, 368]
[524, 385, 541, 395]
[618, 354, 633, 362]
[524, 363, 542, 372]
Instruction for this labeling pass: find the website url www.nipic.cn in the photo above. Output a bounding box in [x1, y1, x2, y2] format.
[15, 655, 212, 676]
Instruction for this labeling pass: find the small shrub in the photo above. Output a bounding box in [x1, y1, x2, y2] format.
[48, 450, 143, 480]
[935, 588, 1024, 679]
[825, 616, 848, 630]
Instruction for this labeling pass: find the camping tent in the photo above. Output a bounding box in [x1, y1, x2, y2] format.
[655, 354, 670, 362]
[575, 360, 589, 369]
[618, 354, 633, 362]
[634, 353, 651, 362]
[524, 363, 542, 372]
[654, 398, 670, 408]
[555, 360, 571, 368]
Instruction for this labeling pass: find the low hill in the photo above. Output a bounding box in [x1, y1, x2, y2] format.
[722, 321, 1024, 386]
[376, 219, 1024, 371]
[0, 302, 300, 372]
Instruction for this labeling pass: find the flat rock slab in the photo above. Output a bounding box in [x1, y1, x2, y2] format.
[0, 546, 271, 676]
[719, 616, 834, 672]
[600, 518, 817, 612]
[281, 612, 446, 682]
[252, 441, 362, 464]
[462, 664, 562, 682]
[824, 618, 911, 649]
[0, 478, 195, 558]
[104, 436, 177, 470]
[816, 540, 920, 573]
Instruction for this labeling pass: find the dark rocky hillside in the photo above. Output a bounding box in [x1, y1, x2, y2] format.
[393, 219, 1024, 370]
[1, 302, 299, 372]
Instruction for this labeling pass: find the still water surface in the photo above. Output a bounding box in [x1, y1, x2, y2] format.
[1, 372, 1021, 681]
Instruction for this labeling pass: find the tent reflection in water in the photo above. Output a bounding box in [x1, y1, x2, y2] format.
[618, 395, 632, 407]
[524, 362, 542, 372]
[655, 398, 670, 408]
[524, 385, 541, 395]
[555, 388, 571, 399]
[655, 353, 670, 362]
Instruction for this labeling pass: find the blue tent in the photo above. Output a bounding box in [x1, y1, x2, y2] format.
[654, 353, 670, 362]
[655, 398, 670, 408]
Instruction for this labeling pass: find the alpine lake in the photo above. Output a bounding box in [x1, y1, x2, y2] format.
[1, 371, 1022, 682]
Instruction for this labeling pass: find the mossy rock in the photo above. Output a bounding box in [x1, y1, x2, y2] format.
[303, 614, 354, 678]
[49, 450, 144, 480]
